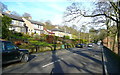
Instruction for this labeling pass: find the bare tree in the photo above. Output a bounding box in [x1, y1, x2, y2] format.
[0, 2, 8, 13]
[11, 11, 21, 17]
[64, 0, 120, 55]
[22, 12, 31, 19]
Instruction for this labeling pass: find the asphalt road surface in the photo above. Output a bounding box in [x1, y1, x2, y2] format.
[2, 44, 103, 74]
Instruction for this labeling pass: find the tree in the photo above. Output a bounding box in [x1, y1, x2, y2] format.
[89, 28, 99, 43]
[1, 15, 12, 39]
[98, 29, 108, 41]
[11, 11, 21, 17]
[44, 20, 54, 30]
[22, 12, 31, 19]
[0, 2, 8, 13]
[72, 24, 77, 30]
[63, 36, 70, 39]
[64, 1, 120, 55]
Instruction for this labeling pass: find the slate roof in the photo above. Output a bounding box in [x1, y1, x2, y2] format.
[44, 28, 54, 34]
[2, 12, 24, 22]
[29, 20, 43, 26]
[51, 28, 64, 32]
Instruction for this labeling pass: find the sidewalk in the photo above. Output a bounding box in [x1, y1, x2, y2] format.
[103, 46, 120, 75]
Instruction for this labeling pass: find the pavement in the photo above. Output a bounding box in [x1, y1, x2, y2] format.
[2, 44, 109, 74]
[103, 46, 120, 75]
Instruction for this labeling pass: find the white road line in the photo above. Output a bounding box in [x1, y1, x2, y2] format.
[42, 58, 64, 68]
[42, 62, 54, 68]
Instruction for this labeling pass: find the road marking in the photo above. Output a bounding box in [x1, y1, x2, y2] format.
[42, 62, 54, 68]
[42, 58, 63, 68]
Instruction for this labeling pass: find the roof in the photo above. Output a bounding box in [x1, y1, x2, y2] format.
[29, 20, 43, 26]
[34, 28, 40, 31]
[66, 32, 71, 34]
[2, 12, 24, 22]
[44, 28, 54, 34]
[51, 28, 64, 32]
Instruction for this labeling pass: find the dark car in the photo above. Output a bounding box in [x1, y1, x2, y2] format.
[75, 44, 83, 48]
[1, 39, 29, 64]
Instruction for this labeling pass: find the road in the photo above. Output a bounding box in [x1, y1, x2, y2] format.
[2, 44, 103, 74]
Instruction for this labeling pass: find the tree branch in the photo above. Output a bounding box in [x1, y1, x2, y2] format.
[64, 14, 81, 22]
[81, 13, 120, 23]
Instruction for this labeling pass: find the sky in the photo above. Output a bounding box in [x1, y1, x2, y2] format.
[2, 1, 72, 25]
[1, 0, 104, 32]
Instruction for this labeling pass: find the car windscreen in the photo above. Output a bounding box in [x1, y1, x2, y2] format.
[4, 42, 17, 51]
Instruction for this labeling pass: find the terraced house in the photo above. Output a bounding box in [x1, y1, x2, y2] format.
[2, 12, 27, 34]
[30, 20, 44, 35]
[51, 26, 72, 39]
[1, 11, 72, 39]
[1, 11, 44, 35]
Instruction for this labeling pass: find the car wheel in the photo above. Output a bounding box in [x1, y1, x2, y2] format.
[21, 54, 29, 63]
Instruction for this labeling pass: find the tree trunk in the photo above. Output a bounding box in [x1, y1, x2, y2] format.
[118, 1, 120, 55]
[118, 22, 120, 55]
[112, 33, 116, 52]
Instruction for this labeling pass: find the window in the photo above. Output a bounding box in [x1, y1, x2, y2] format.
[38, 25, 39, 28]
[34, 31, 36, 34]
[4, 42, 16, 51]
[11, 20, 15, 24]
[18, 22, 21, 26]
[40, 26, 43, 30]
[2, 42, 5, 51]
[18, 22, 23, 26]
[0, 42, 5, 51]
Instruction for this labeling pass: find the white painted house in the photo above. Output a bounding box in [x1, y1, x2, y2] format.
[1, 12, 44, 35]
[51, 26, 72, 39]
[2, 12, 27, 33]
[30, 20, 44, 35]
[51, 28, 65, 37]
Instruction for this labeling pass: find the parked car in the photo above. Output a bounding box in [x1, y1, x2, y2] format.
[0, 39, 29, 64]
[87, 43, 93, 47]
[75, 44, 83, 48]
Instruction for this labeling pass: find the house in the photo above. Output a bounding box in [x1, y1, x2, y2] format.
[1, 11, 44, 35]
[2, 12, 27, 33]
[51, 26, 72, 39]
[65, 32, 72, 39]
[22, 17, 34, 35]
[51, 28, 65, 37]
[29, 20, 44, 35]
[22, 18, 44, 35]
[43, 28, 55, 35]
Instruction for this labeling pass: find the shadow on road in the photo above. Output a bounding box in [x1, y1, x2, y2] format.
[50, 48, 102, 74]
[50, 50, 64, 74]
[28, 54, 37, 61]
[60, 59, 95, 74]
[66, 48, 102, 65]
